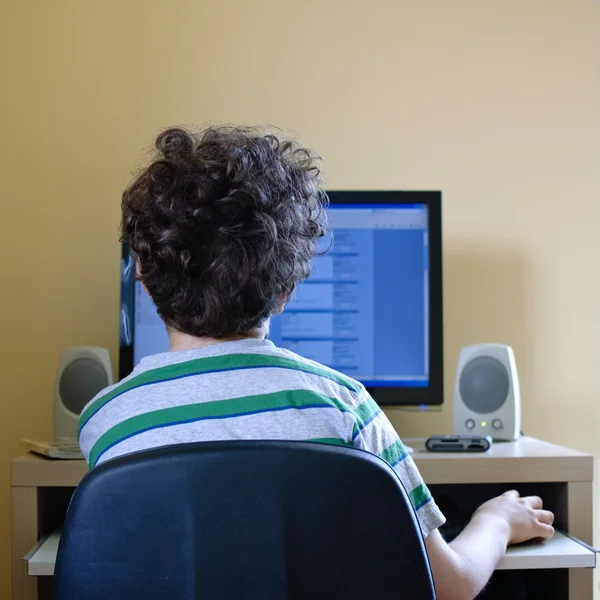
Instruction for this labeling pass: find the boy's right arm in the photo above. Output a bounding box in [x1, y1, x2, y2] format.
[425, 490, 555, 600]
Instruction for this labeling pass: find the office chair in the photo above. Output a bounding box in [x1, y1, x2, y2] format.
[54, 441, 437, 600]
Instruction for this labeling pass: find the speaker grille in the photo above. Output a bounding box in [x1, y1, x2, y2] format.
[459, 356, 510, 414]
[59, 358, 110, 415]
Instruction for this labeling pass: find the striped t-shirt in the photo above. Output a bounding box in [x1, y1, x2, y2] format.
[78, 338, 445, 537]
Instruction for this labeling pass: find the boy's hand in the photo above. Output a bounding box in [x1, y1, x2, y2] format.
[426, 490, 554, 600]
[472, 490, 555, 545]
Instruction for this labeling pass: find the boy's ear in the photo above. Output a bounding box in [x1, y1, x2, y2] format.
[273, 294, 290, 315]
[135, 259, 150, 296]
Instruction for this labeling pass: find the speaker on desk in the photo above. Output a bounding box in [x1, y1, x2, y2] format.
[453, 344, 521, 442]
[53, 347, 113, 439]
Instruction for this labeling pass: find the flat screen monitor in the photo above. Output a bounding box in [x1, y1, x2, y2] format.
[119, 190, 443, 406]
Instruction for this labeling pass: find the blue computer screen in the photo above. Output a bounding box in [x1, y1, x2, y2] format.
[127, 203, 430, 388]
[269, 204, 429, 387]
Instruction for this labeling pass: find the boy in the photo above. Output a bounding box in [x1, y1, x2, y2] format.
[79, 126, 554, 600]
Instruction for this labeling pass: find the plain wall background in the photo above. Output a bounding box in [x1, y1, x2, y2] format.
[1, 0, 599, 595]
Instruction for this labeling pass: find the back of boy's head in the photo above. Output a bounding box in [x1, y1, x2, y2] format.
[122, 126, 327, 338]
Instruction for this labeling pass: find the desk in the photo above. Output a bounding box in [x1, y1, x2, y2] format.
[11, 436, 595, 600]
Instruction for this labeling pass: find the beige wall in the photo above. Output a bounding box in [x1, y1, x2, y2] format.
[1, 0, 599, 595]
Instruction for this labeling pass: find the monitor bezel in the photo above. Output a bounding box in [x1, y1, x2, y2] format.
[119, 190, 444, 407]
[119, 242, 135, 381]
[325, 190, 443, 407]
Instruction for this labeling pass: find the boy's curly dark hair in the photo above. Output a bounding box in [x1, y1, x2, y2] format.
[121, 126, 328, 338]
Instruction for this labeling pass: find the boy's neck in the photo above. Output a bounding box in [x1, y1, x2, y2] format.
[167, 325, 268, 353]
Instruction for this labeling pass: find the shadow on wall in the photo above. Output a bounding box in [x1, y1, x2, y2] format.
[444, 244, 534, 410]
[387, 244, 534, 438]
[444, 244, 533, 360]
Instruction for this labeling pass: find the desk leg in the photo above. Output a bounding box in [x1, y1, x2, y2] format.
[568, 481, 593, 600]
[569, 570, 593, 600]
[11, 487, 38, 600]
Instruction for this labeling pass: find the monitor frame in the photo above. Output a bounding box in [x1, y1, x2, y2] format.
[119, 243, 135, 381]
[118, 190, 443, 407]
[325, 191, 443, 407]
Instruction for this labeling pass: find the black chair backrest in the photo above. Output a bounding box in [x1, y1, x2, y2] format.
[54, 441, 436, 600]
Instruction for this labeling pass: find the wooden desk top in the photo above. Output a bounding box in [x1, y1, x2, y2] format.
[407, 437, 592, 484]
[11, 436, 593, 488]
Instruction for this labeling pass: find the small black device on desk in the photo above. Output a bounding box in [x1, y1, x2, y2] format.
[425, 434, 492, 453]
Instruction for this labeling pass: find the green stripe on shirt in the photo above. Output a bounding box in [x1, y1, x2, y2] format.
[87, 389, 353, 468]
[409, 484, 432, 510]
[352, 395, 382, 438]
[380, 439, 408, 466]
[79, 353, 360, 435]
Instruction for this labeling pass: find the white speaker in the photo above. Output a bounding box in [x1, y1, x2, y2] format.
[453, 344, 521, 442]
[53, 347, 113, 439]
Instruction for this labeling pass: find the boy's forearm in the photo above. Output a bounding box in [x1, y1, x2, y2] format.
[446, 513, 510, 599]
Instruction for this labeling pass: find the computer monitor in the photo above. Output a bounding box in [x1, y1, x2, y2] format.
[119, 190, 443, 407]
